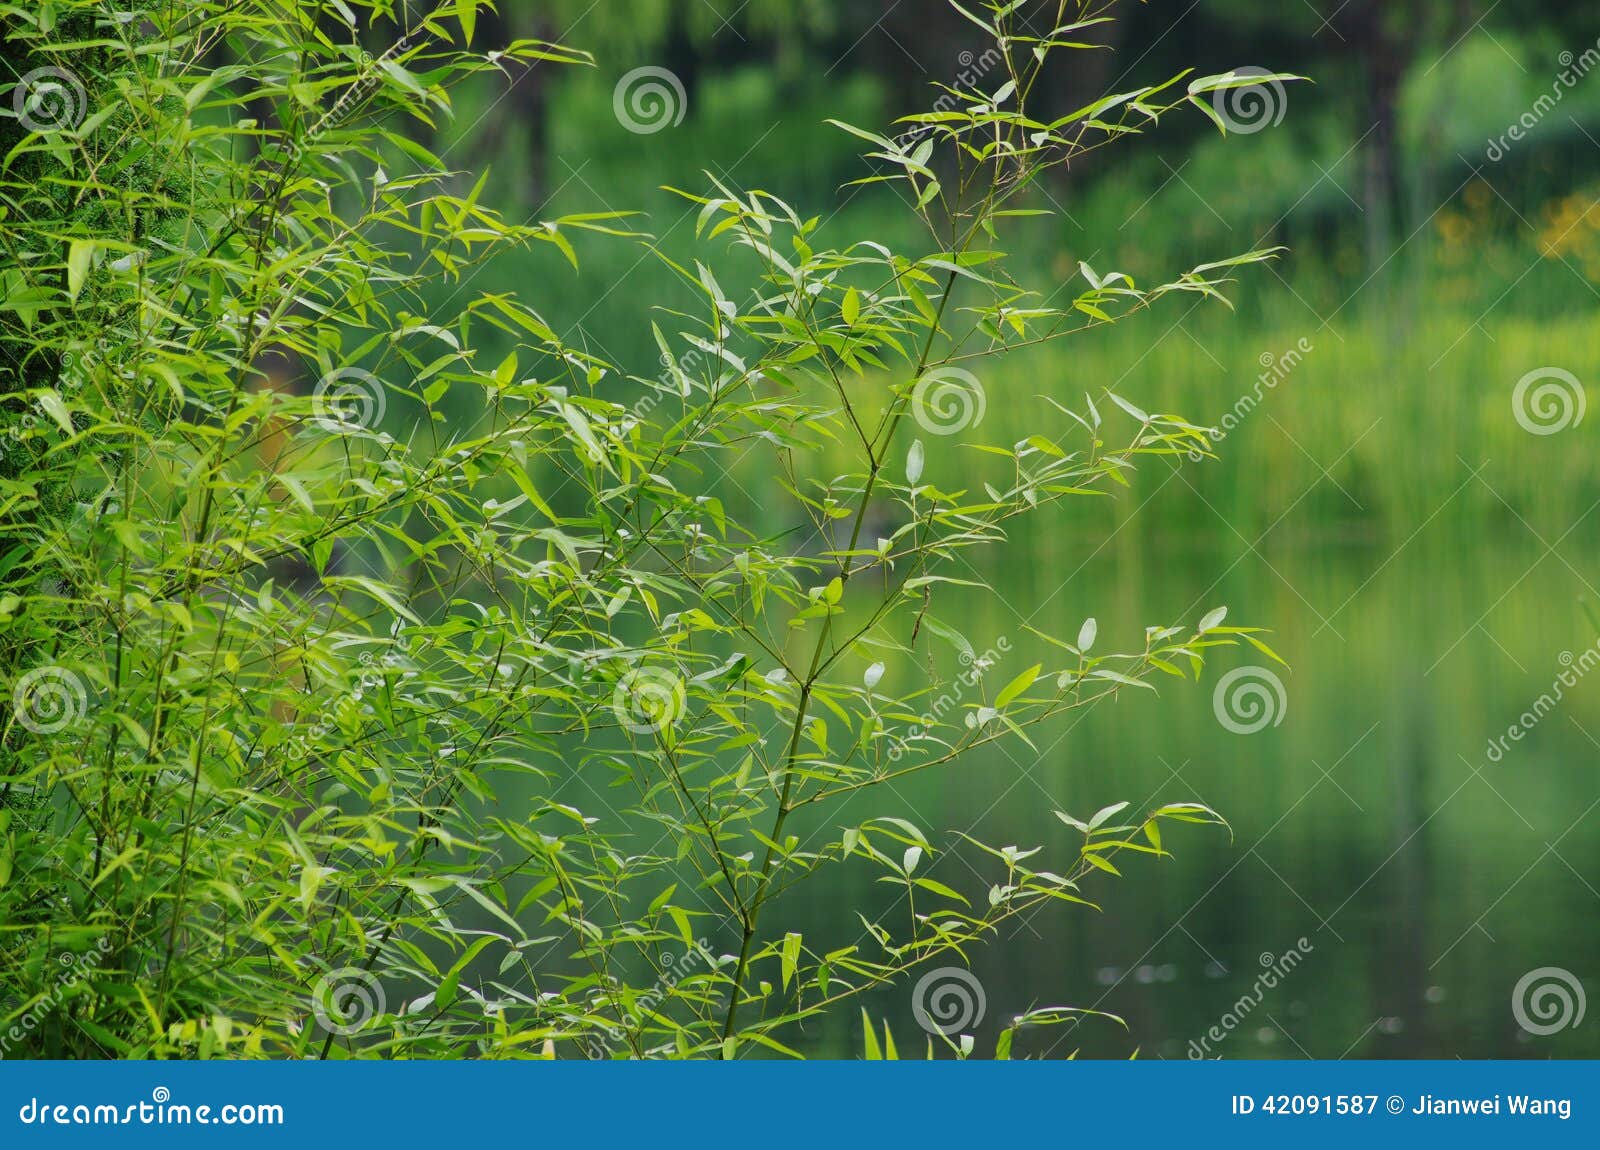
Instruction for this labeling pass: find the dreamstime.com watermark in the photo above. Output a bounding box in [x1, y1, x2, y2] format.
[582, 939, 716, 1058]
[893, 46, 1005, 149]
[1188, 338, 1313, 460]
[0, 939, 113, 1057]
[1485, 638, 1600, 763]
[279, 650, 405, 764]
[1186, 938, 1314, 1058]
[16, 1088, 283, 1127]
[287, 34, 418, 162]
[885, 636, 1012, 762]
[1486, 38, 1600, 161]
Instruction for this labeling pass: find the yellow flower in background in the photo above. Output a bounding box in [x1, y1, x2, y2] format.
[1538, 190, 1600, 274]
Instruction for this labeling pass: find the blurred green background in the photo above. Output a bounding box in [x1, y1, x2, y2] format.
[429, 1, 1600, 1057]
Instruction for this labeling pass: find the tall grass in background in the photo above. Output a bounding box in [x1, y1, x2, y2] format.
[432, 35, 1599, 546]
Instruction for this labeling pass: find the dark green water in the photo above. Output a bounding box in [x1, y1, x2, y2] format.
[521, 441, 1600, 1058]
[764, 485, 1600, 1059]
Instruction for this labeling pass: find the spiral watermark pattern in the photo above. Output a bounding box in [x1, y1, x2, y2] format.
[911, 966, 986, 1036]
[13, 66, 88, 134]
[613, 67, 687, 135]
[612, 667, 687, 735]
[911, 366, 986, 435]
[1212, 666, 1287, 734]
[1512, 367, 1585, 436]
[1212, 68, 1287, 135]
[311, 967, 387, 1036]
[11, 666, 87, 735]
[312, 367, 387, 432]
[1512, 966, 1586, 1036]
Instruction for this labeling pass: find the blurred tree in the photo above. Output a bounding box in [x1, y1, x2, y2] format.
[471, 0, 836, 203]
[865, 0, 1133, 189]
[1190, 0, 1476, 269]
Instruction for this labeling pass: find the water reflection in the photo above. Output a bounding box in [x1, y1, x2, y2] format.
[769, 512, 1600, 1059]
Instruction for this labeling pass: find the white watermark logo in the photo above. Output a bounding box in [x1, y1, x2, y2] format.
[1212, 666, 1286, 734]
[612, 667, 687, 735]
[613, 67, 686, 135]
[911, 366, 986, 435]
[582, 939, 716, 1058]
[893, 46, 1004, 149]
[912, 966, 986, 1036]
[13, 67, 87, 134]
[17, 1088, 283, 1126]
[311, 966, 386, 1036]
[1187, 938, 1313, 1058]
[313, 367, 387, 432]
[1211, 68, 1288, 135]
[1512, 967, 1585, 1036]
[11, 666, 87, 735]
[1486, 40, 1600, 161]
[0, 940, 114, 1056]
[885, 636, 1012, 762]
[1189, 338, 1313, 459]
[1486, 641, 1600, 762]
[1512, 367, 1584, 436]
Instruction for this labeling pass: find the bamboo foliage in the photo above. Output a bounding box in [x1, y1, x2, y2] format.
[0, 1, 1292, 1058]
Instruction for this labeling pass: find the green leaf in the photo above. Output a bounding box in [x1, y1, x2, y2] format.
[437, 936, 497, 1010]
[1082, 852, 1122, 875]
[1107, 392, 1150, 423]
[906, 438, 925, 485]
[1091, 669, 1155, 691]
[913, 877, 969, 905]
[668, 906, 694, 946]
[1088, 802, 1130, 830]
[841, 287, 860, 328]
[274, 473, 315, 514]
[861, 1010, 882, 1060]
[35, 389, 73, 435]
[780, 932, 801, 991]
[1242, 633, 1289, 667]
[66, 240, 95, 304]
[995, 1026, 1015, 1060]
[1143, 821, 1162, 852]
[995, 664, 1042, 709]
